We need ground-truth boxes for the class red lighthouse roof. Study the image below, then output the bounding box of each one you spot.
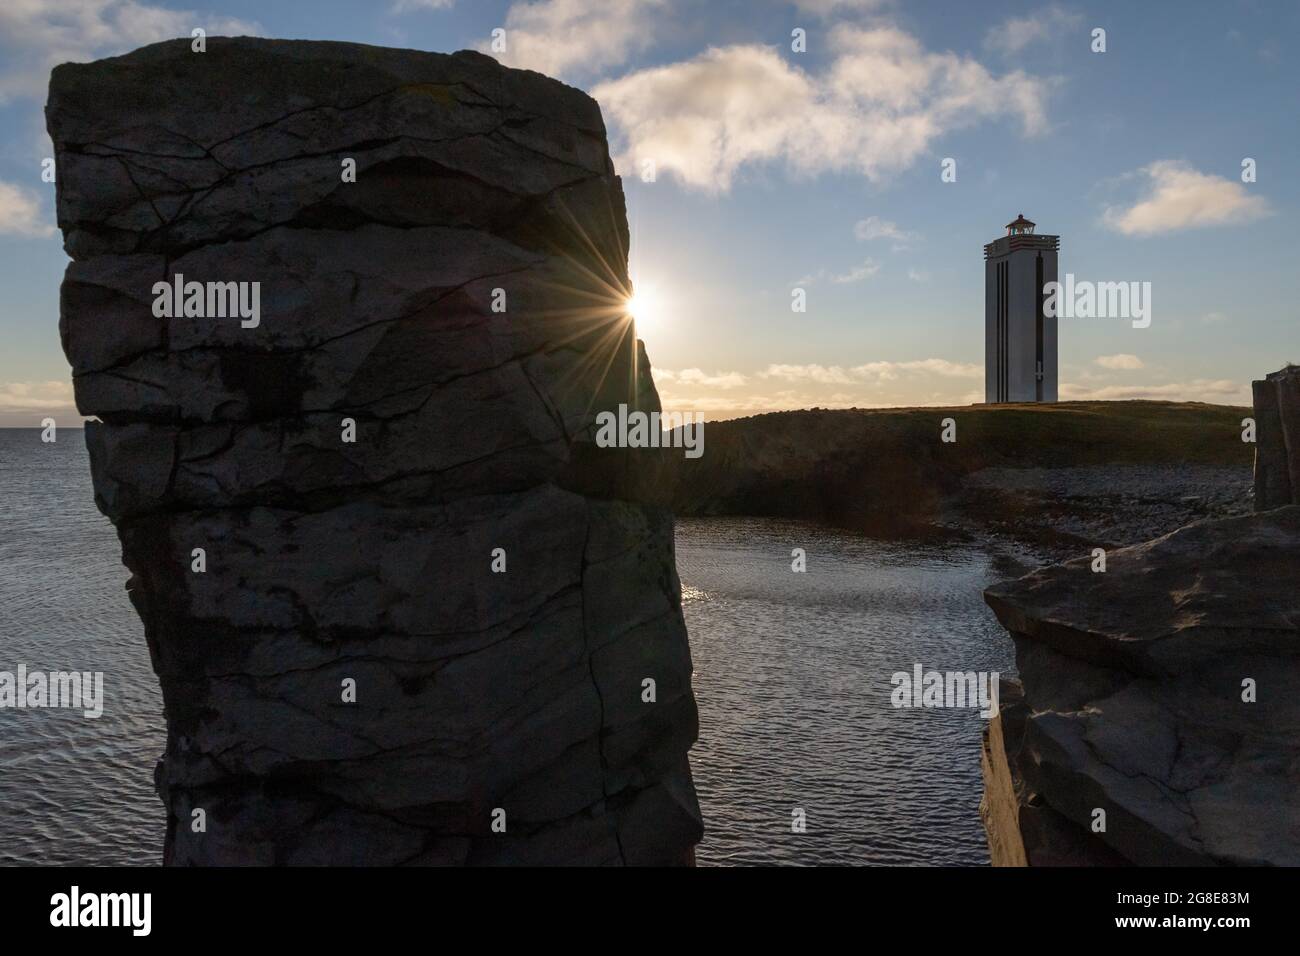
[985,213,1058,257]
[1006,213,1036,235]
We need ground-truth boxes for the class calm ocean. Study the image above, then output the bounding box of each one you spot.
[0,429,1015,865]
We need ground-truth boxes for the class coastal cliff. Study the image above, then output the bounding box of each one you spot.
[980,369,1300,865]
[48,37,701,865]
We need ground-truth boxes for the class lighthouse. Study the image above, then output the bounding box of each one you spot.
[984,214,1058,403]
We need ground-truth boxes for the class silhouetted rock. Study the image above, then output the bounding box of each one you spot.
[1253,364,1300,509]
[982,506,1300,865]
[49,37,700,865]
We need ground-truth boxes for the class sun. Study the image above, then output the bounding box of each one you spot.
[625,284,661,331]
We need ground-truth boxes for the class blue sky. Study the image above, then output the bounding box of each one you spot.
[1,0,1297,423]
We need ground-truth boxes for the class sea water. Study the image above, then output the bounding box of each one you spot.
[0,430,1016,865]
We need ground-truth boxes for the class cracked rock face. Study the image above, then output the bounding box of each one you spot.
[49,37,701,865]
[981,506,1300,866]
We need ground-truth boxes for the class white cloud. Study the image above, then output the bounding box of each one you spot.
[594,25,1054,191]
[1103,160,1272,236]
[853,215,919,245]
[391,0,454,11]
[0,0,260,102]
[0,180,55,237]
[794,257,880,285]
[0,380,74,415]
[763,364,856,385]
[1059,379,1248,402]
[984,4,1082,56]
[656,389,864,417]
[907,268,928,281]
[792,0,890,15]
[855,358,982,379]
[762,358,980,384]
[670,367,748,389]
[659,355,988,418]
[1094,353,1144,370]
[834,258,880,283]
[486,0,667,80]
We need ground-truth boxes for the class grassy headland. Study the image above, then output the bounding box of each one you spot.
[666,401,1253,541]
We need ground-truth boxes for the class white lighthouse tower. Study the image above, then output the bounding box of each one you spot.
[984,214,1058,403]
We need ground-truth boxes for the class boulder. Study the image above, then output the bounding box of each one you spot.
[983,506,1300,866]
[48,37,701,865]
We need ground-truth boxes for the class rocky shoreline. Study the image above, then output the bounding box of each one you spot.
[981,505,1300,866]
[949,462,1253,568]
[979,366,1300,866]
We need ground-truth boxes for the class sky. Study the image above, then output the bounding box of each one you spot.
[0,0,1297,424]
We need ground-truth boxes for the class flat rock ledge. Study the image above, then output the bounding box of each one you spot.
[49,37,701,865]
[981,505,1300,866]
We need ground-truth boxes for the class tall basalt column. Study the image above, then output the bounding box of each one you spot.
[1253,364,1300,510]
[48,37,701,865]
